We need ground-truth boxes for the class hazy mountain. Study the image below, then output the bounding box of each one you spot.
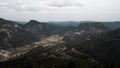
[62,22,110,43]
[103,21,120,30]
[49,21,80,27]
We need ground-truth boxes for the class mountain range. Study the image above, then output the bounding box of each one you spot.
[0,18,120,68]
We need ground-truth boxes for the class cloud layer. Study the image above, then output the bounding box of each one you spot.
[0,0,82,12]
[0,0,120,21]
[47,0,82,7]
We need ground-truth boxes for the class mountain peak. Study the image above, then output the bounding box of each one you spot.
[0,18,6,23]
[0,18,5,21]
[28,20,40,24]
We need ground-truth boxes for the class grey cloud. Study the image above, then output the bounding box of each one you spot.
[1,0,120,22]
[0,0,82,12]
[47,1,82,8]
[0,1,53,12]
[0,2,39,12]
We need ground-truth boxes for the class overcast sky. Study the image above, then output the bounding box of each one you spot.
[0,0,120,22]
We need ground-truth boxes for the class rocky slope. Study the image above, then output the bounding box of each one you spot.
[64,28,120,64]
[0,18,44,49]
[79,29,120,62]
[0,35,99,68]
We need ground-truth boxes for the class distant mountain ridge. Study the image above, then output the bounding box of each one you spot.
[0,18,111,49]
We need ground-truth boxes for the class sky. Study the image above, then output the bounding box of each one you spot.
[0,0,120,22]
